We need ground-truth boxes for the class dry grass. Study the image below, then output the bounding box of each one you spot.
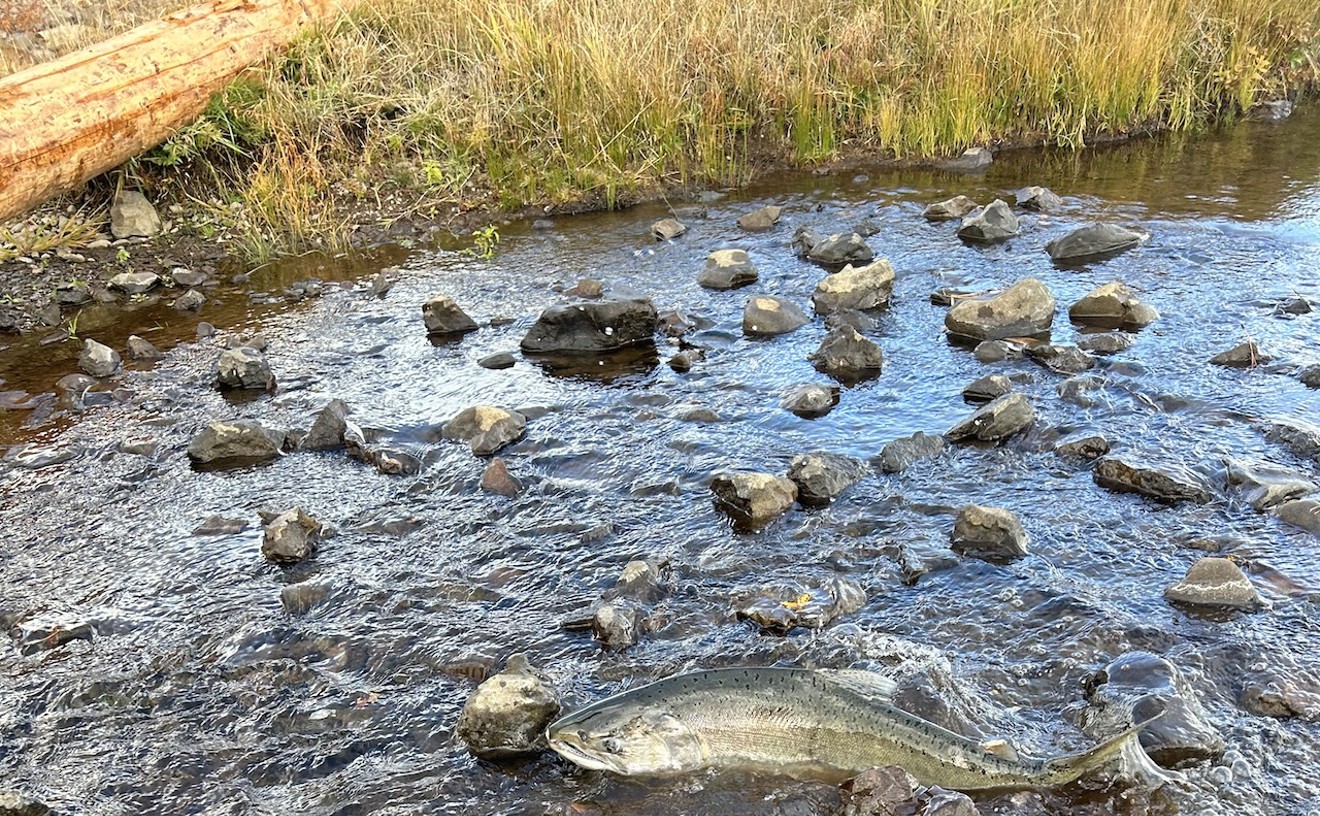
[0,0,184,73]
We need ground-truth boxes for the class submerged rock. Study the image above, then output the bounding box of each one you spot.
[923,196,977,221]
[521,299,658,353]
[1274,498,1320,537]
[961,374,1012,404]
[973,340,1025,363]
[1015,186,1063,211]
[215,346,275,391]
[787,452,868,505]
[1224,459,1317,511]
[780,383,840,418]
[699,249,758,290]
[110,190,162,238]
[711,472,798,526]
[812,259,896,314]
[951,505,1029,560]
[78,339,121,378]
[1092,456,1212,504]
[1069,282,1160,330]
[1024,343,1094,375]
[302,399,350,450]
[281,579,331,615]
[1210,341,1269,367]
[809,326,884,381]
[1165,557,1262,610]
[807,232,875,266]
[480,457,522,497]
[1259,416,1320,461]
[126,335,163,360]
[187,419,284,465]
[946,393,1034,444]
[792,226,826,256]
[825,309,877,333]
[1248,99,1293,122]
[1057,374,1107,407]
[1299,364,1320,389]
[876,432,946,473]
[956,200,1019,243]
[651,218,687,240]
[944,279,1054,341]
[261,507,324,564]
[1046,223,1146,262]
[1076,332,1136,355]
[737,205,782,231]
[442,406,527,455]
[1054,433,1110,460]
[172,290,206,311]
[455,654,560,758]
[736,578,865,634]
[422,295,478,335]
[744,296,809,336]
[0,790,50,816]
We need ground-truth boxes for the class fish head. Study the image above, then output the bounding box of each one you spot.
[546,705,705,775]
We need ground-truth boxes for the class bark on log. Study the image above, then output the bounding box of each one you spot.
[0,0,349,223]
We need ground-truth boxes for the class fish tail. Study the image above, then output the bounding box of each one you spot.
[1043,714,1181,789]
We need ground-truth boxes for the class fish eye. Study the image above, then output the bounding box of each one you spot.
[602,737,623,754]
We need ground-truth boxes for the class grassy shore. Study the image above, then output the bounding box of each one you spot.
[6,0,1320,261]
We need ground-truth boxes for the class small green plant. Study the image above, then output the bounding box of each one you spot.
[115,247,130,264]
[64,310,82,340]
[465,225,500,259]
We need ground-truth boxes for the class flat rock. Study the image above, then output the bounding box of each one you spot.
[787,452,868,505]
[1165,557,1261,610]
[876,432,946,473]
[809,326,883,382]
[1015,186,1063,211]
[442,406,526,455]
[522,299,658,353]
[780,383,840,418]
[422,295,478,335]
[946,393,1034,443]
[1024,343,1094,374]
[923,196,978,221]
[699,249,758,289]
[1211,341,1269,367]
[455,655,560,757]
[480,457,522,497]
[187,419,284,466]
[1069,282,1160,330]
[1225,459,1317,511]
[951,504,1029,560]
[261,507,323,563]
[215,346,275,390]
[1092,456,1212,504]
[110,190,162,239]
[1046,223,1147,262]
[1259,416,1320,460]
[78,339,121,378]
[957,199,1019,242]
[1054,433,1110,460]
[737,205,782,230]
[711,472,798,526]
[107,271,161,295]
[302,399,350,450]
[1076,332,1136,355]
[807,232,875,266]
[478,352,517,370]
[651,218,687,240]
[945,279,1054,341]
[962,374,1012,403]
[812,259,895,314]
[1275,498,1320,536]
[744,296,809,336]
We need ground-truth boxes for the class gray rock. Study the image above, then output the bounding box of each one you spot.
[792,226,825,256]
[956,199,1019,242]
[422,295,478,335]
[787,452,868,505]
[110,191,162,238]
[1057,374,1107,407]
[591,601,642,650]
[1274,498,1320,536]
[1069,282,1159,330]
[17,620,94,655]
[1272,295,1312,316]
[951,504,1029,560]
[807,232,875,266]
[108,271,161,295]
[939,147,993,172]
[281,579,331,615]
[1247,99,1293,121]
[0,790,49,816]
[737,205,782,230]
[736,578,865,634]
[478,352,517,370]
[946,393,1034,443]
[812,259,895,314]
[261,507,324,563]
[303,399,350,451]
[1093,456,1213,504]
[699,249,758,289]
[809,326,884,381]
[1259,416,1320,460]
[1166,557,1261,610]
[1211,341,1269,367]
[841,765,918,816]
[1015,186,1063,211]
[608,559,669,602]
[54,282,91,305]
[668,348,704,372]
[825,309,877,333]
[78,338,121,377]
[922,196,977,221]
[921,789,979,816]
[1299,364,1320,388]
[744,296,809,336]
[1024,343,1094,374]
[455,654,560,757]
[565,278,603,298]
[1076,332,1136,355]
[192,515,248,535]
[780,383,840,418]
[711,472,798,525]
[973,340,1024,363]
[877,432,946,473]
[1054,433,1110,460]
[1225,459,1317,511]
[650,218,687,240]
[170,267,208,287]
[173,290,206,311]
[480,457,522,497]
[215,346,275,391]
[1046,223,1147,262]
[56,373,94,395]
[961,374,1012,403]
[521,299,658,353]
[945,279,1054,341]
[187,419,284,465]
[442,406,527,455]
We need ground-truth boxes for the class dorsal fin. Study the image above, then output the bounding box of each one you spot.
[978,738,1019,761]
[818,669,898,703]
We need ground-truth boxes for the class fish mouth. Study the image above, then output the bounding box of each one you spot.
[545,731,627,774]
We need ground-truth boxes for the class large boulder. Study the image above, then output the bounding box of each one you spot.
[737,205,782,230]
[441,406,526,455]
[946,393,1034,443]
[787,453,868,505]
[1068,282,1160,330]
[110,191,162,239]
[455,655,560,757]
[876,432,946,473]
[699,249,758,290]
[780,383,840,418]
[711,472,798,526]
[78,339,121,378]
[422,295,478,335]
[1165,557,1262,610]
[187,419,284,465]
[215,346,275,391]
[744,296,809,336]
[812,259,896,314]
[806,232,875,266]
[521,300,658,353]
[261,507,324,563]
[1092,456,1212,504]
[944,279,1054,341]
[956,200,1018,242]
[1046,223,1146,262]
[809,326,883,381]
[951,505,1029,560]
[922,195,977,221]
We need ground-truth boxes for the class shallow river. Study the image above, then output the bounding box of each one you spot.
[3,109,1320,816]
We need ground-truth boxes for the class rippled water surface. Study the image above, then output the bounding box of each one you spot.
[4,111,1320,816]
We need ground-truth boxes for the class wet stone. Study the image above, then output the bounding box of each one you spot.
[807,232,875,266]
[422,295,478,335]
[521,299,658,353]
[973,340,1024,363]
[1271,294,1313,316]
[1093,456,1212,504]
[478,352,517,370]
[1024,343,1094,375]
[172,290,205,311]
[650,218,687,240]
[18,621,94,655]
[215,346,275,391]
[455,654,560,758]
[1299,364,1320,388]
[957,199,1019,242]
[1046,223,1147,262]
[170,267,208,287]
[1165,557,1261,610]
[54,282,91,305]
[187,419,284,466]
[1054,433,1110,460]
[946,393,1035,444]
[56,373,93,396]
[1015,185,1063,211]
[1210,340,1269,367]
[744,296,809,336]
[107,271,161,295]
[737,205,782,230]
[962,374,1012,404]
[1076,332,1136,355]
[930,288,973,307]
[951,504,1029,560]
[780,383,840,418]
[809,326,883,382]
[442,406,526,455]
[261,507,324,564]
[920,789,979,816]
[876,432,946,473]
[0,790,50,816]
[1259,416,1320,461]
[699,249,758,290]
[281,579,331,615]
[1225,459,1317,511]
[117,438,158,456]
[812,258,896,314]
[1248,99,1294,121]
[1274,499,1320,537]
[825,309,877,333]
[78,339,121,378]
[591,600,641,650]
[841,765,918,816]
[711,472,798,526]
[1239,669,1320,719]
[668,348,704,372]
[480,457,522,497]
[736,578,865,634]
[193,515,249,536]
[922,195,977,221]
[792,226,825,256]
[302,399,350,451]
[608,560,669,602]
[787,452,868,505]
[945,279,1054,342]
[565,278,603,298]
[939,147,993,172]
[1069,281,1159,330]
[1057,374,1107,407]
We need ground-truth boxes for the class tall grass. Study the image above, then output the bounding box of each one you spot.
[50,0,1320,256]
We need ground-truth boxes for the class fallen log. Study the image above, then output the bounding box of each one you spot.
[0,0,350,223]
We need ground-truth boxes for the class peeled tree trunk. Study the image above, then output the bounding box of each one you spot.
[0,0,349,223]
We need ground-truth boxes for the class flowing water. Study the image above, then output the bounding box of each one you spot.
[3,110,1320,816]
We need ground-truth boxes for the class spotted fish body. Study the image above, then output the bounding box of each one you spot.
[546,667,1162,791]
